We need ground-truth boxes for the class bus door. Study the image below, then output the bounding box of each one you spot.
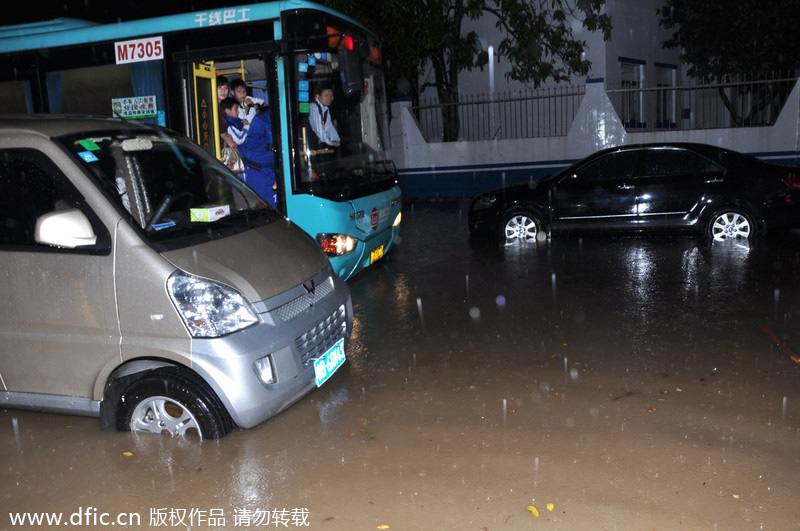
[190,61,222,159]
[0,53,39,114]
[184,53,282,212]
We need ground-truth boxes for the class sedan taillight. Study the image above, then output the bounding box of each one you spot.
[781,173,800,190]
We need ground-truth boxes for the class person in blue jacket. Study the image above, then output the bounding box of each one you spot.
[219,97,276,207]
[237,110,276,207]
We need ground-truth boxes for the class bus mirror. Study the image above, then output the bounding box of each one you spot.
[339,50,364,97]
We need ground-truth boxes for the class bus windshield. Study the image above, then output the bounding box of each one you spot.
[292,48,395,201]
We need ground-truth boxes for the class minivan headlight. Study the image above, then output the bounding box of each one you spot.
[167,270,259,337]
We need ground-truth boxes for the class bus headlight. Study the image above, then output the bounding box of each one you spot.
[317,233,357,256]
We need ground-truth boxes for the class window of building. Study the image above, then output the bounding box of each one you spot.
[655,65,677,129]
[620,60,644,128]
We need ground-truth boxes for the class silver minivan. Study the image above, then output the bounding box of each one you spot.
[0,115,352,438]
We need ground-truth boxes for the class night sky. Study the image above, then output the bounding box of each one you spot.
[6,0,266,25]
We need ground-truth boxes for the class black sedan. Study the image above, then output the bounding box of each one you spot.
[468,143,800,241]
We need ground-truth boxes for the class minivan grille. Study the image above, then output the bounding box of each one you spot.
[274,276,334,322]
[297,304,347,367]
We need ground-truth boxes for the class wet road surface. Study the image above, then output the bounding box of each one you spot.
[3,200,800,529]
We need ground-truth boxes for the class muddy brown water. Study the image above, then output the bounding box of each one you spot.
[3,201,800,529]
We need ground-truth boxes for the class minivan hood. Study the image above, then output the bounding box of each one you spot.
[161,220,331,303]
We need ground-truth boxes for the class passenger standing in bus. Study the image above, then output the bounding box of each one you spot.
[238,111,276,208]
[309,83,340,147]
[217,75,236,148]
[230,78,264,125]
[228,79,276,207]
[220,98,247,175]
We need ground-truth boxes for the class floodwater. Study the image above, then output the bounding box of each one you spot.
[3,200,800,530]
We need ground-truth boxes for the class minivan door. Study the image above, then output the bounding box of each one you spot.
[0,143,118,400]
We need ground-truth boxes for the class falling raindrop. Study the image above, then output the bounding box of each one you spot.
[465,274,470,300]
[774,289,780,320]
[469,306,481,322]
[416,297,425,327]
[782,396,787,423]
[12,416,20,450]
[496,295,506,309]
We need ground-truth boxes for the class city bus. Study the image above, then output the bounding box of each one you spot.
[0,1,402,280]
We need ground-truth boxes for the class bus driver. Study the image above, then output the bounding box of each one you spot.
[309,83,340,147]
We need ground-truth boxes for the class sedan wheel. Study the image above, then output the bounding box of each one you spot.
[503,212,540,240]
[708,210,753,241]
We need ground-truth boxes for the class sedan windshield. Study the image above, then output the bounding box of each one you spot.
[58,129,274,247]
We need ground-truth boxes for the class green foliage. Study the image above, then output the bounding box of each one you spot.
[325,0,610,141]
[658,0,800,81]
[325,0,611,94]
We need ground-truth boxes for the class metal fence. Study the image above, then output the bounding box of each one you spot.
[410,86,586,143]
[409,74,799,142]
[607,73,798,131]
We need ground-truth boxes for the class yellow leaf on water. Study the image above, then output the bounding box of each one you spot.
[547,503,554,511]
[377,526,390,529]
[122,451,133,457]
[526,505,539,517]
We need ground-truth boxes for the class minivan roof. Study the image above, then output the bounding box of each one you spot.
[0,114,162,136]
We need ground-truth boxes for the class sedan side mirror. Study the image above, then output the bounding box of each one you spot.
[35,208,97,248]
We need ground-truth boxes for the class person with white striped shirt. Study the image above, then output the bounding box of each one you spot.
[309,83,340,147]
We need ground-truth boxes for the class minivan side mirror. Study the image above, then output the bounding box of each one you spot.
[35,208,98,248]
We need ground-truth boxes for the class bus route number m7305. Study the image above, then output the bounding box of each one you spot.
[115,36,164,65]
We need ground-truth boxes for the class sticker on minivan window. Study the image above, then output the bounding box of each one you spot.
[190,205,230,222]
[77,151,99,163]
[77,139,101,151]
[152,221,176,231]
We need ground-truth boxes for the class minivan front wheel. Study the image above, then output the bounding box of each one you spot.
[116,368,234,439]
[707,208,755,241]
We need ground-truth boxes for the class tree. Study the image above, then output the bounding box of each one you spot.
[658,0,800,125]
[326,0,611,141]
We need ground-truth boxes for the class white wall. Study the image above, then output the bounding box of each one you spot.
[392,80,800,197]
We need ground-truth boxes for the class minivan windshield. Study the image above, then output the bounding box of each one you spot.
[58,129,275,247]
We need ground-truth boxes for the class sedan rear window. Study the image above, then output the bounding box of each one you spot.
[643,148,722,177]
